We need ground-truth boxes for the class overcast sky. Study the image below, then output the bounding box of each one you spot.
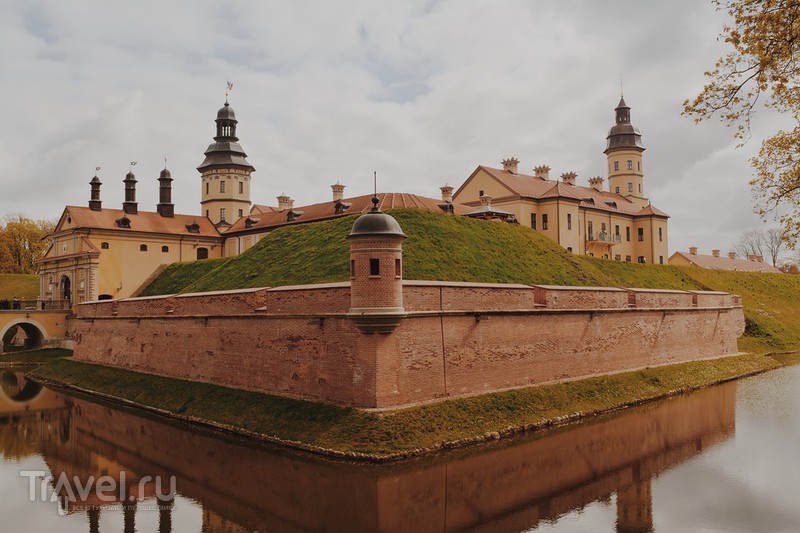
[0,0,789,255]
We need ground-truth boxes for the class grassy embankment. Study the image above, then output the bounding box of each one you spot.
[0,348,72,366]
[0,274,39,300]
[141,209,800,355]
[29,209,799,458]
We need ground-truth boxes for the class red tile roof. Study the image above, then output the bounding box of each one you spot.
[460,166,669,217]
[58,206,221,237]
[227,193,471,234]
[669,251,782,273]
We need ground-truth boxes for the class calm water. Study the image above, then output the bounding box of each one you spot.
[0,364,799,532]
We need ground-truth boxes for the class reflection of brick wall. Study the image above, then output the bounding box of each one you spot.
[73,283,745,409]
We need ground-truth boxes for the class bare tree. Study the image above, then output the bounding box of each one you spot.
[764,228,785,266]
[735,230,765,260]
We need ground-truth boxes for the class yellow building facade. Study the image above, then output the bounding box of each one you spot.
[453,97,669,264]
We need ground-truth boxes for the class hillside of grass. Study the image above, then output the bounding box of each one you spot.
[0,274,38,300]
[139,209,799,354]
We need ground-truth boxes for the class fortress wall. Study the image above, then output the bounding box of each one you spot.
[72,283,746,409]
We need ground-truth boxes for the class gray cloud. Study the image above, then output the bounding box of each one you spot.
[0,0,788,255]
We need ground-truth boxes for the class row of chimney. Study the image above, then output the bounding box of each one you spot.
[687,247,764,262]
[501,158,605,191]
[88,169,174,217]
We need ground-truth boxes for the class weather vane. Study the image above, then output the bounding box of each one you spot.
[95,166,101,173]
[130,161,137,172]
[225,80,234,104]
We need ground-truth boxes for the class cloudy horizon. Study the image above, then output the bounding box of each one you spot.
[0,0,790,257]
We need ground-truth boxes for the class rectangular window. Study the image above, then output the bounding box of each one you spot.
[601,222,606,233]
[615,225,620,237]
[479,189,484,197]
[238,209,243,218]
[627,182,633,192]
[369,258,380,276]
[395,258,402,278]
[220,208,226,221]
[637,161,641,171]
[239,181,244,194]
[350,259,355,279]
[567,213,572,230]
[625,255,631,262]
[658,227,663,241]
[614,161,619,171]
[627,160,633,170]
[567,247,573,253]
[615,186,620,193]
[542,214,548,230]
[205,182,209,194]
[205,209,209,218]
[530,213,536,230]
[626,226,631,241]
[615,254,621,261]
[220,181,226,193]
[588,221,593,239]
[659,256,664,264]
[639,184,642,193]
[638,228,644,241]
[638,256,646,263]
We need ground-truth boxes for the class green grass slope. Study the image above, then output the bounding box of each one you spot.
[139,209,800,354]
[0,274,39,300]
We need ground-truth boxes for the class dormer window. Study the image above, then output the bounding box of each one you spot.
[334,201,352,215]
[115,217,131,229]
[604,201,617,209]
[244,217,260,229]
[185,222,200,234]
[287,210,304,222]
[438,202,455,215]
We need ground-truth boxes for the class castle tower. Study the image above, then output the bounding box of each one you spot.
[347,196,407,334]
[605,95,647,206]
[197,100,255,226]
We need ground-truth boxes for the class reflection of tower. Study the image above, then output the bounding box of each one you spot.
[616,468,653,533]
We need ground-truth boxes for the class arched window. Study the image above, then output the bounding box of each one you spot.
[101,242,109,249]
[161,245,169,253]
[140,244,148,252]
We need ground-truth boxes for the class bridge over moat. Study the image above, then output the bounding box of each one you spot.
[0,302,70,352]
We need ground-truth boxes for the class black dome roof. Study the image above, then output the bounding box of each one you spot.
[216,102,237,122]
[348,198,406,239]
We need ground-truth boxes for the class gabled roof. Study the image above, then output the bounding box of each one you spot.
[669,251,782,273]
[54,206,221,238]
[227,193,472,234]
[456,165,669,217]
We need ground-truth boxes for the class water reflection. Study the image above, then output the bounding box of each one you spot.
[0,368,738,532]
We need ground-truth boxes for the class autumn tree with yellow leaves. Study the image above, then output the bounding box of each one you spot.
[684,0,800,245]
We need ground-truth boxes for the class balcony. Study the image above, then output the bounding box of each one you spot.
[587,232,621,243]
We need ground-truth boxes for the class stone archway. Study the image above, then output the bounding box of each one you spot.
[0,320,47,352]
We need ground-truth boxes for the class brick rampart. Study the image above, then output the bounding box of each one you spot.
[73,282,745,408]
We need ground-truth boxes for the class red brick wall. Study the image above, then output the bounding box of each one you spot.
[73,283,746,409]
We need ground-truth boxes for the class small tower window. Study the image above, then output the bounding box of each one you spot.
[220,181,226,193]
[238,209,243,218]
[162,245,169,253]
[614,161,619,172]
[639,184,642,193]
[350,259,356,279]
[567,213,572,230]
[395,258,402,278]
[101,242,109,250]
[369,258,380,276]
[239,182,244,194]
[659,227,663,241]
[628,182,633,192]
[627,160,633,170]
[615,186,620,193]
[206,182,209,195]
[638,162,641,171]
[140,244,148,252]
[220,208,226,221]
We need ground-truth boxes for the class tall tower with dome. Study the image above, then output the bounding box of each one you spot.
[604,95,648,207]
[197,98,255,227]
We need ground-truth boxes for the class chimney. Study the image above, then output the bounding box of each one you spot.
[560,172,577,186]
[331,182,346,202]
[440,184,454,203]
[712,249,720,258]
[480,194,492,207]
[277,194,294,211]
[588,176,604,191]
[748,255,764,263]
[157,168,175,218]
[501,157,520,174]
[689,247,698,255]
[728,251,737,259]
[122,171,138,215]
[533,165,551,180]
[89,175,102,211]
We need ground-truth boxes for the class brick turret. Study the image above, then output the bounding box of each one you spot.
[347,195,406,334]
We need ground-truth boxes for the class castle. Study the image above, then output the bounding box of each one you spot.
[39,94,668,305]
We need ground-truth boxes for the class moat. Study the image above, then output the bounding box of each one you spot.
[0,364,798,532]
